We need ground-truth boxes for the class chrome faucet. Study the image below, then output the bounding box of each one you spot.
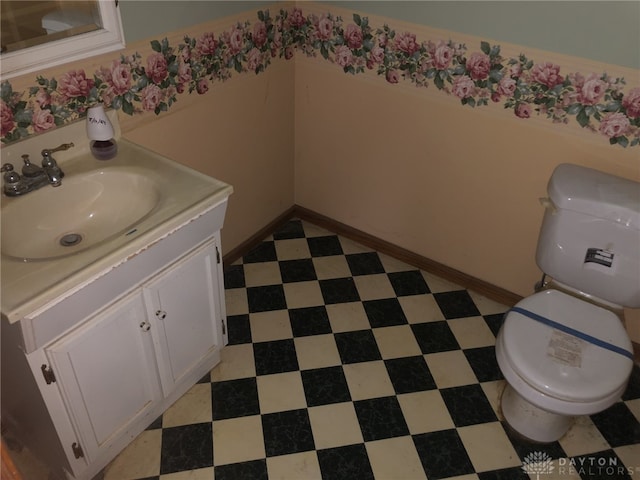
[1,143,74,196]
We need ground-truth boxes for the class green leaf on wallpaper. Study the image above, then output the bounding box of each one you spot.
[122,100,134,116]
[258,10,265,21]
[481,41,490,55]
[576,108,590,127]
[353,13,362,26]
[604,101,621,112]
[566,103,581,115]
[151,40,162,52]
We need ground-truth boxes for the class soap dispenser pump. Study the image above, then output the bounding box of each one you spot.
[86,105,117,160]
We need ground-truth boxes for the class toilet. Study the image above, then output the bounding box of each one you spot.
[495,163,639,443]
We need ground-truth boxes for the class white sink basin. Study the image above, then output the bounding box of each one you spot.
[1,116,233,324]
[2,169,160,261]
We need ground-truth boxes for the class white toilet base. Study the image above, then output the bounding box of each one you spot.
[501,384,574,443]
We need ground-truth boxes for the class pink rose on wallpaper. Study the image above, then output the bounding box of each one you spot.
[622,87,640,118]
[509,63,522,78]
[32,107,55,133]
[335,45,353,68]
[466,52,491,80]
[196,32,217,56]
[577,74,606,105]
[317,16,333,41]
[178,60,192,85]
[367,46,384,69]
[289,8,305,28]
[531,62,563,88]
[247,48,262,72]
[58,70,94,100]
[253,21,267,48]
[229,27,245,55]
[386,69,400,84]
[141,84,163,111]
[147,53,169,84]
[284,46,294,60]
[395,32,419,56]
[110,61,132,95]
[345,24,363,49]
[497,77,517,96]
[515,103,532,118]
[599,112,630,138]
[452,75,475,99]
[433,41,454,70]
[0,100,14,136]
[35,88,51,107]
[196,78,209,95]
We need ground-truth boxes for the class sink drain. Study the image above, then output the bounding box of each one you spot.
[60,233,83,247]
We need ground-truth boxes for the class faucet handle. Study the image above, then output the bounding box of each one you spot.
[21,154,43,178]
[41,143,74,163]
[1,163,21,184]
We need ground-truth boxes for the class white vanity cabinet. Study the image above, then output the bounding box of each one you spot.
[40,291,163,464]
[1,205,230,480]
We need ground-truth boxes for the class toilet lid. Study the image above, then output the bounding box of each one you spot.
[501,290,633,402]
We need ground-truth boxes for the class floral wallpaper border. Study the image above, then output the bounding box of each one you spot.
[2,7,639,147]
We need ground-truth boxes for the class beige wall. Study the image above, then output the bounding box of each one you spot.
[293,5,640,337]
[121,59,295,253]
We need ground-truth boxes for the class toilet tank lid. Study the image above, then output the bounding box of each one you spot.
[548,164,640,230]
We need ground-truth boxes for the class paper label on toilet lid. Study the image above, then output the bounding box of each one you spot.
[547,329,583,367]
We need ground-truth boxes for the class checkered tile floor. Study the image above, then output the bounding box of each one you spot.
[102,218,640,480]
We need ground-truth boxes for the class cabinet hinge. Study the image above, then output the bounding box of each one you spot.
[222,318,226,335]
[71,442,84,459]
[216,246,221,264]
[41,364,56,384]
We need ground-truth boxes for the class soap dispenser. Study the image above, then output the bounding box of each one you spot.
[86,105,117,160]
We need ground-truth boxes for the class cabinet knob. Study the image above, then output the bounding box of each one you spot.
[140,321,151,331]
[155,310,167,319]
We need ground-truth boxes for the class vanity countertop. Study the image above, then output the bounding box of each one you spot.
[1,119,232,324]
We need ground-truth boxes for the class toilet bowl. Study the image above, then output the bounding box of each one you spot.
[496,289,633,442]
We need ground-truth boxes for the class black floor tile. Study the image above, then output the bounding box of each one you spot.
[334,330,382,364]
[317,444,375,480]
[244,241,278,263]
[622,366,640,401]
[211,378,260,420]
[253,339,300,375]
[484,313,506,336]
[478,467,530,479]
[289,306,332,337]
[247,284,288,313]
[354,396,409,441]
[413,429,475,480]
[411,321,460,354]
[273,219,306,240]
[345,252,385,276]
[363,298,408,328]
[384,356,436,394]
[464,346,503,383]
[590,402,640,447]
[388,270,430,296]
[571,450,632,480]
[319,277,360,304]
[308,235,344,257]
[434,290,481,319]
[223,264,245,289]
[160,423,213,474]
[215,459,268,480]
[227,314,252,345]
[279,258,317,283]
[302,366,352,406]
[262,409,315,457]
[440,384,497,427]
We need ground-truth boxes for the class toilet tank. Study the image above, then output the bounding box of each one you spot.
[536,163,640,308]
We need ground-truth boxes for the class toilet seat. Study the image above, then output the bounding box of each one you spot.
[500,289,633,404]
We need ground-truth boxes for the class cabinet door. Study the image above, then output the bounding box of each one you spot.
[144,241,223,395]
[45,292,162,461]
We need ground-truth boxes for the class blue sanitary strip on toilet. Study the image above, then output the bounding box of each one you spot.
[509,306,634,361]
